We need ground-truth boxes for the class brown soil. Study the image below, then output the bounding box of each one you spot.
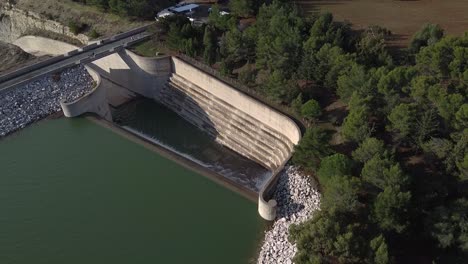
[0,41,54,75]
[0,41,33,73]
[15,0,146,37]
[296,0,468,46]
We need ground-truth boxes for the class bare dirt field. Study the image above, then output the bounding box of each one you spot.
[15,0,146,38]
[296,0,468,46]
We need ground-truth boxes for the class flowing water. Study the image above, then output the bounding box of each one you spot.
[112,98,272,191]
[0,118,266,264]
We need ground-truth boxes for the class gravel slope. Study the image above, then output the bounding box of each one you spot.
[257,166,321,264]
[0,66,93,136]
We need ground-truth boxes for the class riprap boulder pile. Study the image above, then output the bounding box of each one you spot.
[257,166,321,264]
[0,66,93,136]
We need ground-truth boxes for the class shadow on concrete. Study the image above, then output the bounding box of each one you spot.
[87,50,221,143]
[88,50,274,192]
[160,84,221,141]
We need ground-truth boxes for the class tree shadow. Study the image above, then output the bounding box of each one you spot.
[323,99,348,126]
[274,169,306,219]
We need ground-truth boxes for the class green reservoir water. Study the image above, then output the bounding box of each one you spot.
[113,98,271,191]
[0,118,265,264]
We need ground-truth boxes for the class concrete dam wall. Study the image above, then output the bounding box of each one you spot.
[60,65,112,121]
[88,52,300,170]
[89,49,171,100]
[164,58,300,170]
[65,50,301,220]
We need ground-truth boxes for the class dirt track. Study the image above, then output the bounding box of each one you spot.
[296,0,468,46]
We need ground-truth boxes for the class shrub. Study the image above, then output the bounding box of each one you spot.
[410,23,444,53]
[68,20,85,35]
[352,137,387,163]
[301,99,322,121]
[89,29,100,39]
[317,154,354,188]
[238,67,257,86]
[292,127,332,171]
[291,93,303,115]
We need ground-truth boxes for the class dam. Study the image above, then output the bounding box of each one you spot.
[113,98,271,191]
[0,40,302,218]
[0,2,308,263]
[0,8,302,261]
[61,50,301,219]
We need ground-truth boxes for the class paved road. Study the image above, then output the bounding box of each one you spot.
[0,30,150,93]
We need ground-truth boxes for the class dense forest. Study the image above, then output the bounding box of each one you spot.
[157,1,468,262]
[76,0,467,263]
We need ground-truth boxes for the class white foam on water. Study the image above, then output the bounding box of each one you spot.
[254,171,272,190]
[122,126,270,191]
[122,126,212,168]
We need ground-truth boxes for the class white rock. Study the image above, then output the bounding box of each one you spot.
[257,166,321,264]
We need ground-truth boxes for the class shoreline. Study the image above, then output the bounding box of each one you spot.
[0,100,321,264]
[257,166,321,264]
[0,38,315,262]
[0,65,94,137]
[86,114,259,203]
[0,112,63,143]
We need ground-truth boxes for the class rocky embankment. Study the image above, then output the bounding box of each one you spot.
[0,66,93,136]
[257,166,321,264]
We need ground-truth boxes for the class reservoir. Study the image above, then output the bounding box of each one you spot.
[113,98,271,191]
[0,118,265,263]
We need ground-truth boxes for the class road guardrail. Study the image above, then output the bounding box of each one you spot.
[0,24,153,86]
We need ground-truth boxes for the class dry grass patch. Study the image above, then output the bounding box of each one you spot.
[15,0,148,37]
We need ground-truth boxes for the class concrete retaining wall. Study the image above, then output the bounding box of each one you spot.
[160,73,290,170]
[170,57,301,145]
[60,65,112,121]
[89,49,171,98]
